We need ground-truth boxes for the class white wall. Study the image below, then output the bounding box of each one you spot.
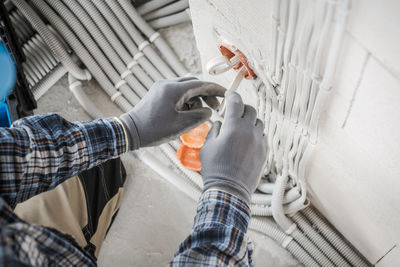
[190,0,400,264]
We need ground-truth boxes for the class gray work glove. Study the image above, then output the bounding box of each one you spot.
[200,91,267,205]
[119,77,226,149]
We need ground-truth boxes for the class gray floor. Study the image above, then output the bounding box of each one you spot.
[34,23,298,267]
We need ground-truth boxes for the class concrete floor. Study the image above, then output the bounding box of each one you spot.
[34,23,298,266]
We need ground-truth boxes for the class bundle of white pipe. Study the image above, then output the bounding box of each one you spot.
[138,0,191,30]
[11,0,370,265]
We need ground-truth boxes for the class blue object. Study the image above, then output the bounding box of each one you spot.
[0,41,16,127]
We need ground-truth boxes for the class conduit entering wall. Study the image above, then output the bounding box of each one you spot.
[9,0,370,265]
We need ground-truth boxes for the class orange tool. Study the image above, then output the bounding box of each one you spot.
[177,145,202,172]
[178,123,211,171]
[180,122,211,148]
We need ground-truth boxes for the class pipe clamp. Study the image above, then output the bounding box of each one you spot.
[110,91,122,102]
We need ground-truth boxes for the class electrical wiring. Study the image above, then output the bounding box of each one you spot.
[116,0,188,76]
[104,0,178,79]
[10,0,371,265]
[148,9,191,30]
[90,0,164,82]
[144,0,189,21]
[77,0,154,89]
[137,0,177,16]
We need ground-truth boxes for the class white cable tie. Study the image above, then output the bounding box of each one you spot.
[285,223,297,235]
[84,69,92,81]
[138,41,150,51]
[149,32,161,43]
[69,81,82,91]
[115,80,127,89]
[127,60,138,69]
[133,52,144,61]
[110,91,122,102]
[281,236,294,248]
[120,70,132,79]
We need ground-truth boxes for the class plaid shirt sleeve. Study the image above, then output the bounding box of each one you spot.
[0,113,127,207]
[170,190,254,266]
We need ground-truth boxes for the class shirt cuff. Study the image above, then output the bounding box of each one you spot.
[110,117,128,154]
[194,190,251,233]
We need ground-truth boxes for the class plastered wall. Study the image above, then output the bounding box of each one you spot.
[189,0,400,265]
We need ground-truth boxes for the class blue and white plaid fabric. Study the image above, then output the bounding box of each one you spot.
[0,113,253,266]
[170,190,253,266]
[0,113,126,266]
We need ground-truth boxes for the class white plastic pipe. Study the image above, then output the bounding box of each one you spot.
[137,0,177,15]
[44,0,140,106]
[32,64,67,100]
[77,0,154,90]
[105,0,178,79]
[116,0,188,76]
[144,0,189,21]
[30,0,132,112]
[68,74,104,119]
[149,9,191,30]
[302,207,370,267]
[91,0,164,82]
[60,0,148,99]
[249,218,319,267]
[12,0,91,81]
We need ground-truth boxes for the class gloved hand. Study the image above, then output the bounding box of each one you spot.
[119,77,226,149]
[200,91,267,205]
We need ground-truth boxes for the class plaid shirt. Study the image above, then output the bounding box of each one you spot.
[170,190,253,266]
[0,113,253,266]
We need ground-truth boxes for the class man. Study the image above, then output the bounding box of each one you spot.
[0,77,266,266]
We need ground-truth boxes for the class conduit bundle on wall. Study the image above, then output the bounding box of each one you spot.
[9,0,370,265]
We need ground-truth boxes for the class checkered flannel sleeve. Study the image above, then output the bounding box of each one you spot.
[170,190,254,266]
[0,113,127,207]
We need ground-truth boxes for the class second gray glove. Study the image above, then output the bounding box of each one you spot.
[119,77,226,149]
[200,91,267,204]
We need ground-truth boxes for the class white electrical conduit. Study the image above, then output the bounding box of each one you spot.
[29,0,132,112]
[270,0,280,81]
[60,0,148,99]
[68,74,104,119]
[104,0,178,79]
[252,187,300,205]
[144,0,189,21]
[90,0,164,82]
[272,173,334,266]
[77,0,155,89]
[32,64,67,100]
[273,0,289,84]
[249,218,319,267]
[23,43,49,76]
[26,36,56,72]
[11,0,91,81]
[43,0,140,106]
[23,59,39,86]
[137,0,177,15]
[116,0,188,76]
[302,207,370,267]
[149,9,191,30]
[291,212,351,267]
[10,9,33,42]
[217,68,246,116]
[23,47,46,78]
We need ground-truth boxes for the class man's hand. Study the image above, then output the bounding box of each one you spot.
[119,77,226,149]
[200,91,267,204]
